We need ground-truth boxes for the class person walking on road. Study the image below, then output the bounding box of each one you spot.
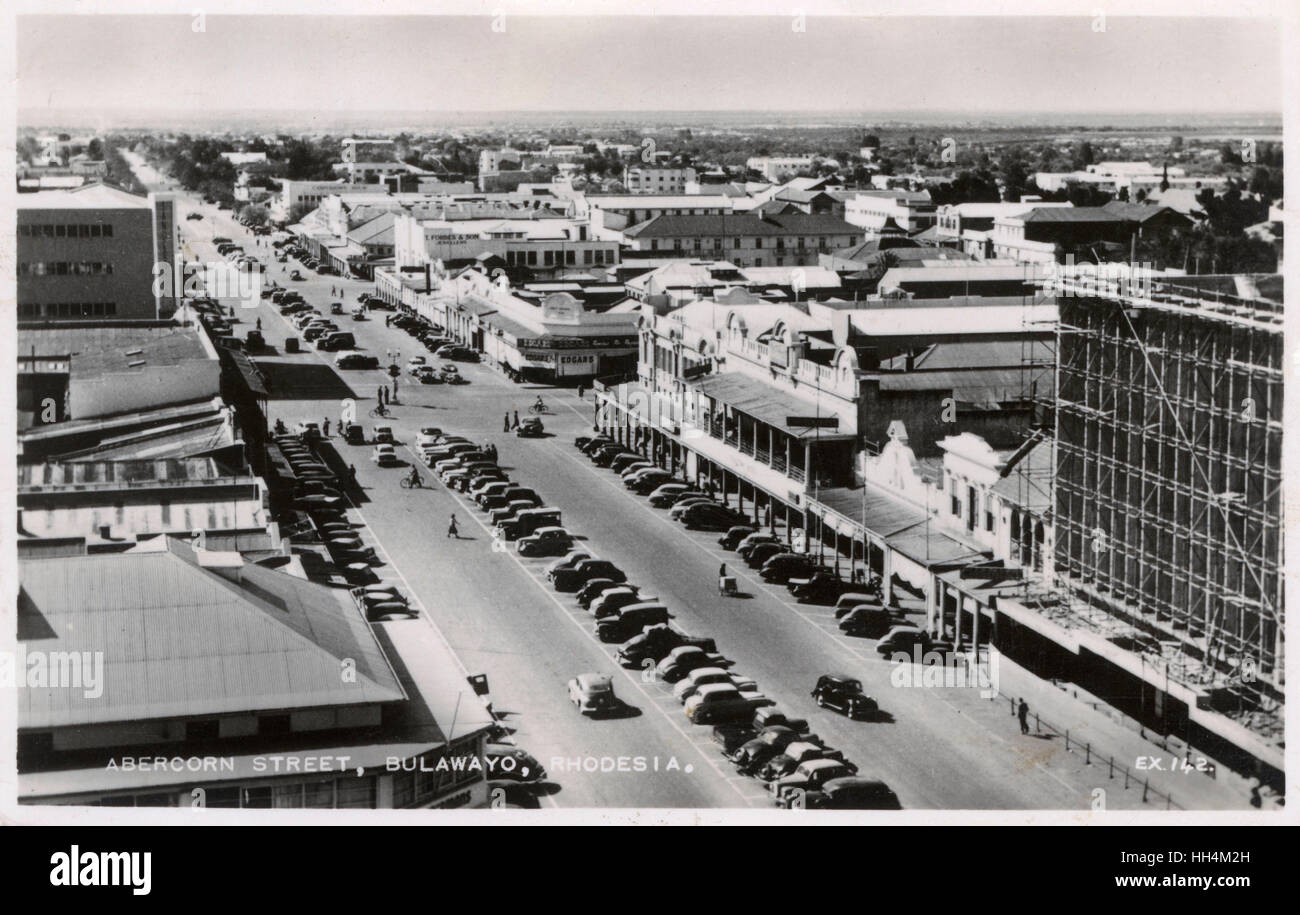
[348,464,357,487]
[255,317,262,331]
[376,386,384,406]
[1017,698,1030,735]
[503,412,510,432]
[577,383,584,400]
[512,410,520,430]
[392,376,399,399]
[322,417,330,437]
[447,514,460,539]
[386,315,392,328]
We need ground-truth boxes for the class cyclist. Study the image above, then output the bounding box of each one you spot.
[406,466,421,489]
[533,396,546,414]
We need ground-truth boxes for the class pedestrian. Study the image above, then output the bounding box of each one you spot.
[376,386,383,406]
[577,383,584,400]
[447,513,460,539]
[512,410,520,430]
[386,315,392,328]
[503,412,510,432]
[255,317,262,331]
[348,464,357,485]
[382,385,389,405]
[392,377,399,398]
[322,417,330,437]
[1017,698,1030,735]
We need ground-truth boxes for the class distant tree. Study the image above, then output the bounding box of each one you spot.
[238,204,269,227]
[87,138,103,159]
[1170,136,1184,153]
[288,201,316,224]
[862,133,881,149]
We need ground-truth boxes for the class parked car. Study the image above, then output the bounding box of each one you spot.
[839,605,895,638]
[590,587,654,620]
[317,332,355,351]
[484,744,546,783]
[769,759,860,803]
[246,329,265,350]
[341,422,365,445]
[737,533,782,560]
[751,707,810,735]
[811,674,879,719]
[647,483,696,508]
[684,684,773,725]
[791,777,902,810]
[611,453,652,474]
[551,559,626,593]
[496,506,556,541]
[875,626,933,657]
[616,624,715,668]
[759,743,854,784]
[567,673,618,716]
[833,592,883,619]
[759,553,818,584]
[673,667,758,705]
[371,444,399,467]
[489,500,537,527]
[372,425,395,444]
[728,725,806,772]
[680,501,748,531]
[719,525,759,550]
[656,646,728,684]
[789,570,854,604]
[517,527,575,557]
[712,724,759,756]
[668,496,718,521]
[576,578,621,610]
[628,470,676,495]
[596,603,671,643]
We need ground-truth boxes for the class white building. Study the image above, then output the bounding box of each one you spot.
[747,156,817,182]
[623,166,698,195]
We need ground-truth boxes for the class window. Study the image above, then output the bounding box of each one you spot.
[336,775,376,808]
[242,786,273,808]
[204,786,240,808]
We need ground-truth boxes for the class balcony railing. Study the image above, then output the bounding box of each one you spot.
[788,465,806,483]
[739,439,755,457]
[771,453,788,474]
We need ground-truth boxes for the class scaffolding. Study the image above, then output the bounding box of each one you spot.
[1048,280,1284,720]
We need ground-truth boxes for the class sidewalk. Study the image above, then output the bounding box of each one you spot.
[953,650,1259,810]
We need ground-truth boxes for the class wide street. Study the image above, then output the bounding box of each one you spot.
[130,154,1249,811]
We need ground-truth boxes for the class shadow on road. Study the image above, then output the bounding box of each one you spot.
[258,361,359,401]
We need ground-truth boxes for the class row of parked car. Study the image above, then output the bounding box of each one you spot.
[392,312,479,362]
[274,431,397,594]
[272,294,359,352]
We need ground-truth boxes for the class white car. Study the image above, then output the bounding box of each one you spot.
[406,356,428,375]
[416,427,443,449]
[372,425,394,444]
[371,444,398,466]
[567,673,617,716]
[672,667,759,704]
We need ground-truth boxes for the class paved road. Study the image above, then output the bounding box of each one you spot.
[130,152,1248,811]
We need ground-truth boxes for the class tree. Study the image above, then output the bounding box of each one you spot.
[238,204,269,227]
[288,201,316,225]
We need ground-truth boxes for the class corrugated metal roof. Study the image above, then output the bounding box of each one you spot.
[18,541,405,729]
[699,373,854,440]
[875,367,1033,402]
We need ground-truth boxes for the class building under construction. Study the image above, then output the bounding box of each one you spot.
[1052,277,1284,775]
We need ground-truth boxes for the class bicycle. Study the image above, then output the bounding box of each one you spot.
[369,405,391,418]
[399,475,423,490]
[528,402,549,415]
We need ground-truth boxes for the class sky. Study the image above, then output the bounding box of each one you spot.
[16,14,1284,115]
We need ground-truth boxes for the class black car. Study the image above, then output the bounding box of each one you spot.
[718,525,758,550]
[811,674,879,720]
[575,435,611,452]
[789,570,854,605]
[744,542,785,570]
[551,559,626,593]
[712,725,758,756]
[680,502,747,531]
[616,624,715,668]
[798,777,901,810]
[576,578,619,610]
[728,725,805,773]
[760,553,818,584]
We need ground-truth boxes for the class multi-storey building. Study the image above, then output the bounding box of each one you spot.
[1051,278,1284,755]
[17,183,166,321]
[622,165,697,195]
[619,212,864,268]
